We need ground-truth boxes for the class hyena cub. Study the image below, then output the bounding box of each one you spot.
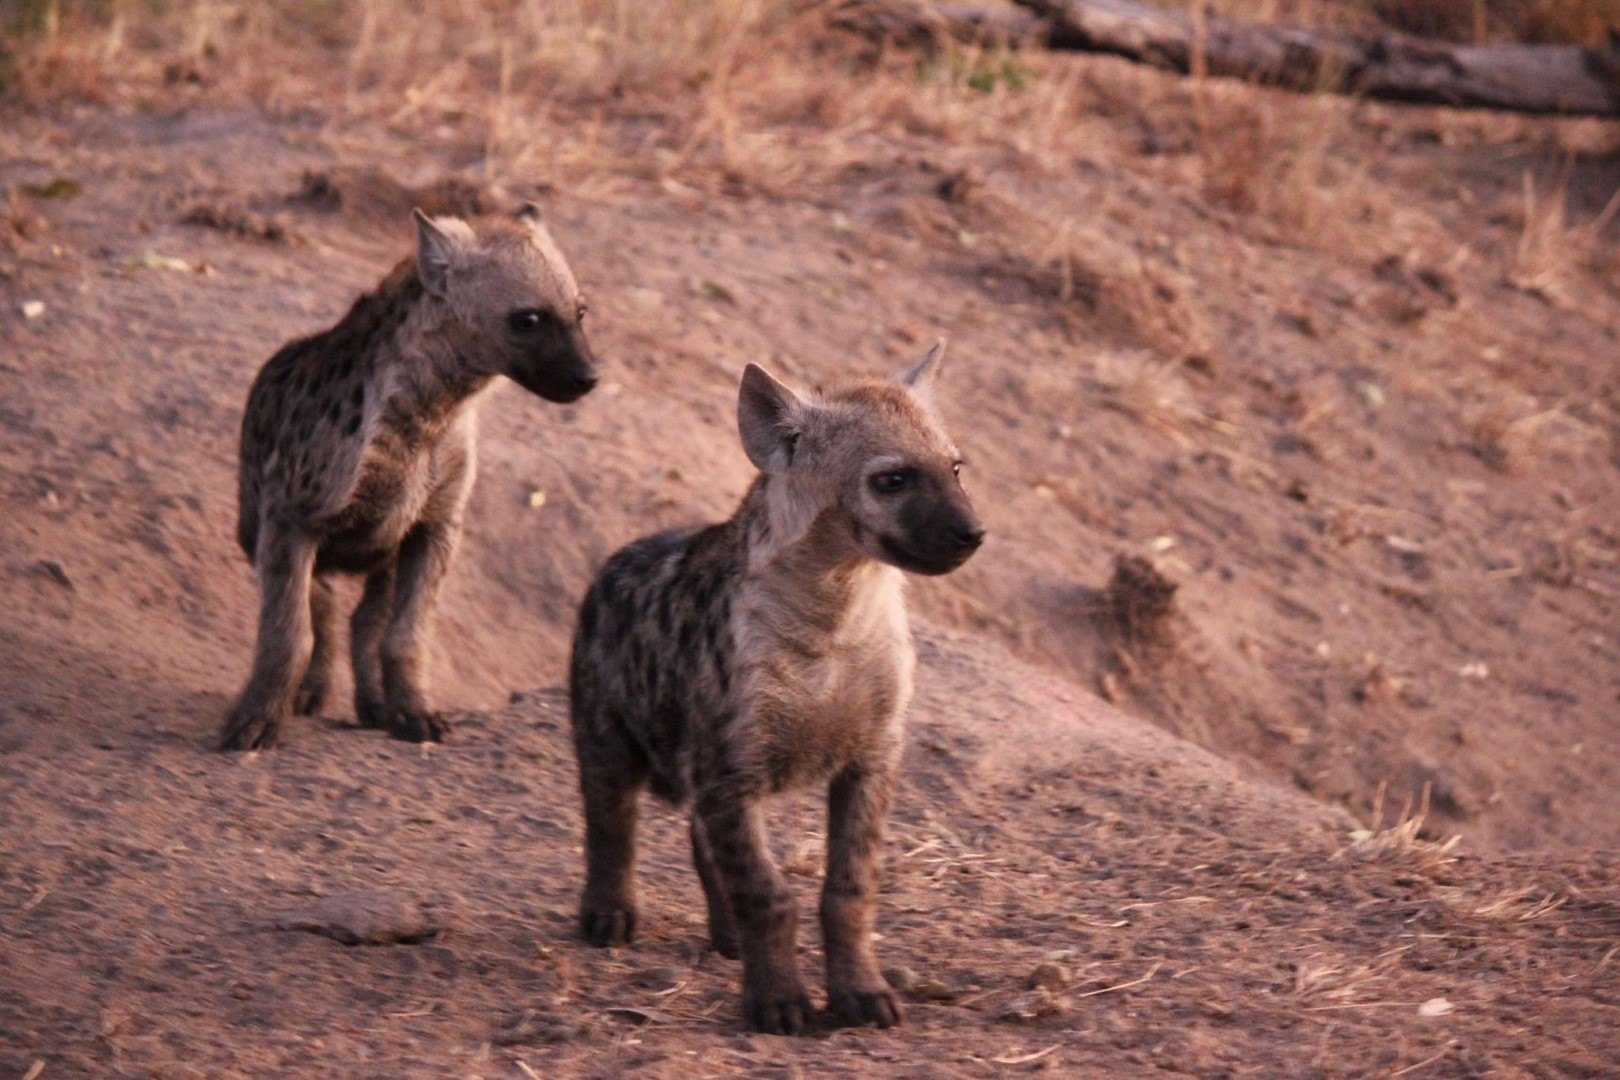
[222,204,598,751]
[569,343,983,1034]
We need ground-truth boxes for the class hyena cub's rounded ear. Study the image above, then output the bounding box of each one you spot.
[412,207,472,298]
[898,338,947,404]
[738,363,807,474]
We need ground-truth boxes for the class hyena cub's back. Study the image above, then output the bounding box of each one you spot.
[570,520,742,802]
[235,259,418,561]
[568,344,983,1035]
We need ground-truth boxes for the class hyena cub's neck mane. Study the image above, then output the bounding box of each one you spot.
[331,258,425,364]
[348,258,492,433]
[735,475,901,624]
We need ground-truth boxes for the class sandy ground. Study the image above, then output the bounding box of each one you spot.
[2,47,1619,1077]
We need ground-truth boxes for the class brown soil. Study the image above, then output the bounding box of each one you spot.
[3,40,1619,1078]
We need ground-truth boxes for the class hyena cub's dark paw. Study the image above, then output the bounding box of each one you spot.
[357,698,451,743]
[219,709,281,752]
[293,675,330,717]
[828,982,904,1029]
[709,921,740,961]
[742,973,815,1036]
[579,901,638,947]
[387,709,451,743]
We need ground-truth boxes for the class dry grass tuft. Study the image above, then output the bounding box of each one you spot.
[1193,84,1348,242]
[1508,165,1620,302]
[1087,349,1222,446]
[1437,883,1569,922]
[1340,782,1461,872]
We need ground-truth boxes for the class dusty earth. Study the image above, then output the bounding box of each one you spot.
[3,27,1620,1079]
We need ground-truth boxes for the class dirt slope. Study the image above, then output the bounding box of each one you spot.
[5,619,1619,1077]
[1,65,1619,1076]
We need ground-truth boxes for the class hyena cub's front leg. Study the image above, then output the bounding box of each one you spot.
[698,794,814,1036]
[822,764,903,1028]
[691,816,740,959]
[577,763,644,947]
[376,519,459,742]
[220,526,318,751]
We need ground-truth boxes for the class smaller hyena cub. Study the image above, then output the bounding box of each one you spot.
[223,204,598,751]
[569,343,983,1034]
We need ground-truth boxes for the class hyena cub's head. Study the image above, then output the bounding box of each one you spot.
[412,204,598,403]
[738,341,984,576]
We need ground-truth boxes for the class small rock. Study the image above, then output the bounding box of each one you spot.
[882,965,918,993]
[275,889,437,945]
[35,559,73,591]
[1026,962,1069,991]
[628,965,681,992]
[494,1010,588,1045]
[21,177,81,199]
[911,977,957,1003]
[999,991,1066,1023]
[697,279,736,304]
[20,300,45,320]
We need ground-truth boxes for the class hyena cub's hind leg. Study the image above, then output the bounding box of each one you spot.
[293,575,339,717]
[220,526,319,751]
[350,561,396,733]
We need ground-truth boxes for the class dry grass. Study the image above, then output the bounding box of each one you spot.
[1340,782,1461,872]
[1192,82,1355,244]
[1508,164,1620,302]
[2,0,1584,282]
[1087,350,1218,447]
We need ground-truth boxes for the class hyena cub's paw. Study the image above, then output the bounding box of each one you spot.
[579,901,638,947]
[293,674,330,717]
[828,981,904,1029]
[387,709,451,743]
[743,973,815,1036]
[709,920,740,961]
[219,709,281,752]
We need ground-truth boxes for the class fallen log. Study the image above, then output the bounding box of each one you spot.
[835,0,1620,116]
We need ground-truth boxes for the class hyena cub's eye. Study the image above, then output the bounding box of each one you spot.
[507,308,547,334]
[869,469,915,495]
[952,460,963,479]
[575,300,588,324]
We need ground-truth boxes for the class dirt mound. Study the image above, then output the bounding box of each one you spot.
[5,630,1618,1078]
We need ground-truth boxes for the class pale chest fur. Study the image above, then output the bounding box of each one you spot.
[321,381,481,551]
[735,564,915,791]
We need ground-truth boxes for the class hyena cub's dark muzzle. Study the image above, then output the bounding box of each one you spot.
[880,470,985,576]
[506,310,599,403]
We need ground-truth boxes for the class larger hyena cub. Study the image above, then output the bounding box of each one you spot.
[223,204,598,751]
[569,343,983,1034]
